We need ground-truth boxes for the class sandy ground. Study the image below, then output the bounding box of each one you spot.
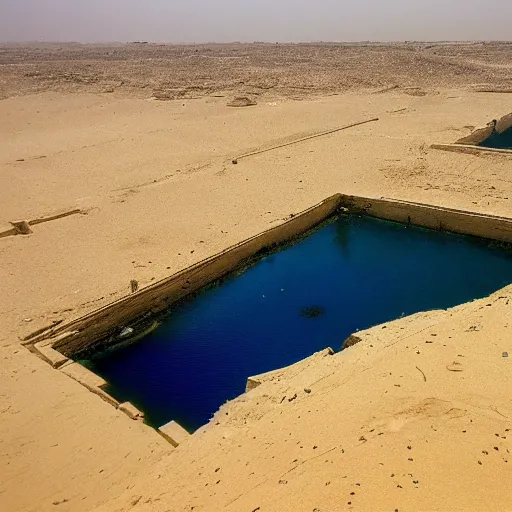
[2,43,512,511]
[2,41,512,101]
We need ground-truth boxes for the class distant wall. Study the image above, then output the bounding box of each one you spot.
[339,195,512,242]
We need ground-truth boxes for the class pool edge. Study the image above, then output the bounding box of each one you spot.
[28,193,512,357]
[22,193,512,443]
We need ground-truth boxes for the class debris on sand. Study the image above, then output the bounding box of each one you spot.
[227,97,257,107]
[404,87,428,97]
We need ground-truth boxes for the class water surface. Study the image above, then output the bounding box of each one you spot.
[481,127,512,150]
[87,215,512,431]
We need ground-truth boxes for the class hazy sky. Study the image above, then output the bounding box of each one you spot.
[1,0,511,43]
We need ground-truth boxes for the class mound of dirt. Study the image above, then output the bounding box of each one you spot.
[227,96,257,107]
[404,88,428,97]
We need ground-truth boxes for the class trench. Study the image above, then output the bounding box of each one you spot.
[81,214,512,432]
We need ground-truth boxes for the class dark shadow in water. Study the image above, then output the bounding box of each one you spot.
[300,306,325,318]
[333,214,352,259]
[480,127,512,150]
[86,215,512,432]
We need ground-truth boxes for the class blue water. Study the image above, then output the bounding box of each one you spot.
[481,127,512,150]
[87,215,512,431]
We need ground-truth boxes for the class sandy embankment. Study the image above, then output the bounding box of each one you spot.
[96,286,512,511]
[2,52,512,511]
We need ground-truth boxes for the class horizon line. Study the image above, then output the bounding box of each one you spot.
[2,39,512,45]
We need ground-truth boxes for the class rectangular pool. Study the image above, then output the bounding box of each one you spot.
[85,215,512,431]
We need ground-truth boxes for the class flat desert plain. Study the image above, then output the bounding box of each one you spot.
[2,42,512,511]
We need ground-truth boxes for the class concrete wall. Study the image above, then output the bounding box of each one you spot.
[339,195,512,241]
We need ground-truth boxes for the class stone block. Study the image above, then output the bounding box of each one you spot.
[60,362,119,407]
[119,402,144,421]
[33,342,69,368]
[158,421,190,447]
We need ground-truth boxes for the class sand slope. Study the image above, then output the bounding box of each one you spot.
[95,288,512,511]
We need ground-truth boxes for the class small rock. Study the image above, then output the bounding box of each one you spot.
[446,361,463,372]
[304,388,312,394]
[11,220,32,235]
[343,335,362,349]
[52,499,69,506]
[119,327,134,339]
[227,97,257,107]
[131,496,142,506]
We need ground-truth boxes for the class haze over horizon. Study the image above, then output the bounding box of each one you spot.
[1,0,511,44]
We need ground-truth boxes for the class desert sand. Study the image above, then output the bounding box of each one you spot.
[1,42,512,511]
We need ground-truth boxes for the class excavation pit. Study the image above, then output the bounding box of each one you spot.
[85,214,512,431]
[29,194,512,435]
